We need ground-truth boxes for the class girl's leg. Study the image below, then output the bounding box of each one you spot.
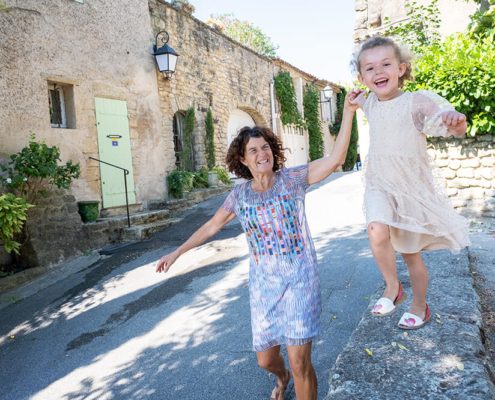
[256,345,290,400]
[287,342,317,400]
[401,252,429,317]
[367,222,400,298]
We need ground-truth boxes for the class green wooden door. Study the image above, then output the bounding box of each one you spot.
[95,98,136,208]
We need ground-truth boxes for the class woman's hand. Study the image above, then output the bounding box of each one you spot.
[156,250,180,273]
[442,110,467,136]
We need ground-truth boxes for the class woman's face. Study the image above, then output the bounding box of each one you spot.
[241,136,274,176]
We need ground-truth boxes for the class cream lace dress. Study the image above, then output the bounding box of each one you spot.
[360,90,470,254]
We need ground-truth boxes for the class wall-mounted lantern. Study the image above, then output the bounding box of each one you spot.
[152,31,179,79]
[319,85,334,122]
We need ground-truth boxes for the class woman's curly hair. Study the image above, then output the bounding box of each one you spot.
[226,126,286,180]
[351,35,413,88]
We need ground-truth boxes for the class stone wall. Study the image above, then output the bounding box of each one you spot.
[354,0,478,43]
[149,0,275,171]
[0,0,166,205]
[429,136,495,218]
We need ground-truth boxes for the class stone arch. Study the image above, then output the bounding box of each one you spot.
[226,107,268,146]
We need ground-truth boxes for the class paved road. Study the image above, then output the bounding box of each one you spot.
[0,171,381,400]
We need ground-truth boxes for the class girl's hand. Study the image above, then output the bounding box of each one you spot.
[156,250,180,273]
[442,110,467,136]
[442,110,466,127]
[347,89,366,111]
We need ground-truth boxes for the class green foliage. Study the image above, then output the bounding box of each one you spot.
[192,168,209,189]
[469,4,495,39]
[384,0,441,54]
[167,170,193,199]
[405,32,495,136]
[205,108,216,170]
[330,88,359,171]
[303,84,323,161]
[0,134,81,204]
[207,14,279,57]
[343,114,359,171]
[77,201,100,223]
[0,193,32,254]
[274,71,304,128]
[329,90,346,136]
[383,2,495,136]
[181,107,195,171]
[211,166,232,185]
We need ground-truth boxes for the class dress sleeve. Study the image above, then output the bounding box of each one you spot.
[221,187,237,214]
[412,90,455,137]
[284,164,309,191]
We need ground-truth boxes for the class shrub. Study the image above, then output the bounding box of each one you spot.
[167,170,194,199]
[181,107,195,171]
[205,109,216,170]
[0,134,81,204]
[0,193,32,254]
[212,166,232,185]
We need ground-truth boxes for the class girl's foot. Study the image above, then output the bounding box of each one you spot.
[270,369,290,400]
[371,281,406,316]
[398,304,431,330]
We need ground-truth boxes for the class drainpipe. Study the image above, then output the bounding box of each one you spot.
[270,80,277,134]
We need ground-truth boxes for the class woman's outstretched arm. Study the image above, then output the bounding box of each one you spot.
[155,207,236,273]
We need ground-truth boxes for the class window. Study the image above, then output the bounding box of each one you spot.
[48,82,75,128]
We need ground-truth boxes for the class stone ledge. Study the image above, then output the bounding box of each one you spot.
[326,250,495,400]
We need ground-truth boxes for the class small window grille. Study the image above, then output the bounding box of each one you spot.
[48,84,67,128]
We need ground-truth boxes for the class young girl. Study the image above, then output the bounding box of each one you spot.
[352,36,470,329]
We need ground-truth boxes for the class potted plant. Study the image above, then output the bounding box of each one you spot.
[77,200,100,223]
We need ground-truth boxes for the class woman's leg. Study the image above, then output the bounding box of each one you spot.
[401,252,429,317]
[287,342,317,400]
[367,222,399,298]
[256,345,290,400]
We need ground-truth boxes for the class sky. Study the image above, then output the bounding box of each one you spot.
[192,0,357,85]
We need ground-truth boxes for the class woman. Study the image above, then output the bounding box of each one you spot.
[156,91,359,400]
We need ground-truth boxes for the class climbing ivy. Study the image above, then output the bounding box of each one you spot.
[274,71,304,128]
[329,90,346,136]
[303,84,323,160]
[205,108,216,170]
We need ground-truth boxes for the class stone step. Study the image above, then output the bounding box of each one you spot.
[99,203,144,218]
[123,217,183,241]
[98,209,171,226]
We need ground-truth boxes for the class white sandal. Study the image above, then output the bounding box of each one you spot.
[398,304,431,330]
[371,282,406,317]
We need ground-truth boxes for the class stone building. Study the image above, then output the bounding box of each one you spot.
[353,0,495,218]
[0,0,340,266]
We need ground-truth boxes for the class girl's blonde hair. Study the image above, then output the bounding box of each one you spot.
[352,36,413,87]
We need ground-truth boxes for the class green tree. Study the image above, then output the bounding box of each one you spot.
[303,84,323,160]
[205,108,216,169]
[181,107,195,171]
[384,0,441,54]
[206,14,279,57]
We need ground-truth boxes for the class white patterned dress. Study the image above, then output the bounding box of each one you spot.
[222,165,321,352]
[360,90,470,253]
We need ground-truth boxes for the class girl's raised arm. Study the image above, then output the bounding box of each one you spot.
[306,89,363,185]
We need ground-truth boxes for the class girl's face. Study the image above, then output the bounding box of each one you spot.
[358,45,406,101]
[241,136,274,175]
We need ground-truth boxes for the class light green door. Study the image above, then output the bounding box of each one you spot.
[95,98,136,208]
